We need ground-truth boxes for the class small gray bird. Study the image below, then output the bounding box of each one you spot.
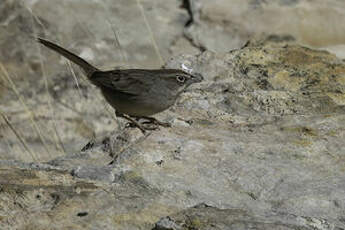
[38,38,203,132]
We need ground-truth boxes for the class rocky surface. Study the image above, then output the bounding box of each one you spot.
[1,0,345,160]
[153,203,324,230]
[186,0,345,57]
[1,38,345,229]
[1,0,345,229]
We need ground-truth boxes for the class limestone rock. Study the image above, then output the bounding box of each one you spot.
[0,1,345,229]
[1,40,345,229]
[185,0,345,57]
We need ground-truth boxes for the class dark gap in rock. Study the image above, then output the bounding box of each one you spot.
[180,0,194,27]
[183,35,207,52]
[77,211,88,217]
[81,140,94,152]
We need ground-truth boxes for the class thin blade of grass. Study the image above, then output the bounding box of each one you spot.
[136,0,164,66]
[0,62,52,158]
[106,19,127,63]
[37,45,67,155]
[99,0,127,63]
[0,111,38,162]
[25,1,66,156]
[66,60,83,98]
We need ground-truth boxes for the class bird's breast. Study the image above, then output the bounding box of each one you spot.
[100,86,176,116]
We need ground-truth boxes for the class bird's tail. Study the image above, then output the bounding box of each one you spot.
[37,38,98,76]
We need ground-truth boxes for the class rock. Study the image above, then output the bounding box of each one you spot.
[1,0,345,229]
[185,0,345,57]
[1,0,345,161]
[153,216,182,230]
[1,40,345,229]
[154,203,325,230]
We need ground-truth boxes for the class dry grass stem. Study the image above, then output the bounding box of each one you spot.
[37,45,67,155]
[26,2,66,156]
[106,19,127,63]
[0,111,38,162]
[0,62,52,158]
[136,0,164,66]
[67,60,83,98]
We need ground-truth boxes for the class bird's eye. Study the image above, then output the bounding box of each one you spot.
[176,75,186,83]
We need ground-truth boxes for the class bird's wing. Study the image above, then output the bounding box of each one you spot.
[90,69,155,96]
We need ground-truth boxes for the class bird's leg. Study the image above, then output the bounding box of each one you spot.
[116,112,157,133]
[140,116,171,127]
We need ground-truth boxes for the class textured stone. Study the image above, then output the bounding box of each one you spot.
[1,40,345,229]
[0,1,345,229]
[185,0,345,57]
[154,203,322,230]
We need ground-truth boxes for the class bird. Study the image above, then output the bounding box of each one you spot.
[38,38,203,132]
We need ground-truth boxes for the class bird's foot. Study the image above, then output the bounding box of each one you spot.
[116,113,146,133]
[141,116,171,127]
[125,121,159,133]
[116,113,170,133]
